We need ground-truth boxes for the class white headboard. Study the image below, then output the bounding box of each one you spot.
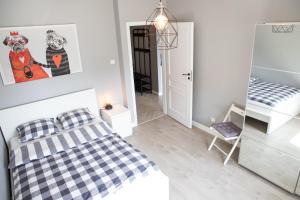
[0,88,100,142]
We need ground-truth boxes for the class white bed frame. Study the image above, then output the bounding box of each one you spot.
[0,89,169,200]
[246,94,300,134]
[0,89,100,143]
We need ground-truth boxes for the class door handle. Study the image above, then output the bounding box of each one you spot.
[182,72,192,81]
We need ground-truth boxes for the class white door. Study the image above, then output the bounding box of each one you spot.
[167,22,194,128]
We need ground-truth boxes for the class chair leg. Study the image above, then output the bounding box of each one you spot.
[223,138,240,166]
[208,136,218,151]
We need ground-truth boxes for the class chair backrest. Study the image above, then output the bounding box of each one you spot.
[223,104,245,122]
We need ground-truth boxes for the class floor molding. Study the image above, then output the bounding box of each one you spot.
[152,90,159,95]
[192,120,212,135]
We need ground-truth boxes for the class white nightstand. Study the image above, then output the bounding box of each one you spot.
[100,104,132,138]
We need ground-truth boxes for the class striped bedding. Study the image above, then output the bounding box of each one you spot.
[248,80,300,107]
[9,122,111,168]
[10,122,158,200]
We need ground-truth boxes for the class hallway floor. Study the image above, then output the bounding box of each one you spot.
[136,93,165,124]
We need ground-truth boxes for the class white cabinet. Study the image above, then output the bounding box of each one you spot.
[101,104,132,138]
[239,119,300,195]
[239,136,300,193]
[296,178,300,196]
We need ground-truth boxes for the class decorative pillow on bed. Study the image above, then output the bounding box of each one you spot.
[57,108,96,129]
[17,118,59,143]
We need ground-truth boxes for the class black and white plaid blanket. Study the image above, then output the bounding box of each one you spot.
[248,80,300,107]
[10,123,157,200]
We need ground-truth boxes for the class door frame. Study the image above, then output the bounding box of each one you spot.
[125,21,167,127]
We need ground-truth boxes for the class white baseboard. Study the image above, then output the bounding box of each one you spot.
[152,90,158,95]
[152,90,163,96]
[192,120,212,135]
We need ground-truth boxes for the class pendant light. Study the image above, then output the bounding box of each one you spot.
[272,24,294,33]
[146,0,178,50]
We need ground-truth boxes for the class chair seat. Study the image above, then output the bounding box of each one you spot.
[212,122,242,138]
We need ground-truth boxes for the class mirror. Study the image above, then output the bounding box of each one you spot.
[246,24,300,135]
[239,23,300,195]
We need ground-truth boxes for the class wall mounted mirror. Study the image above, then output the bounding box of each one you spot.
[239,23,300,196]
[247,24,300,134]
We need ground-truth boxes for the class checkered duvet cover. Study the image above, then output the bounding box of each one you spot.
[10,122,157,200]
[248,80,300,107]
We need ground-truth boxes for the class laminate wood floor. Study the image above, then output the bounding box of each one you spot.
[126,116,299,200]
[136,93,165,124]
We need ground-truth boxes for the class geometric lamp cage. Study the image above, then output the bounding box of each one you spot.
[272,24,294,33]
[146,0,178,50]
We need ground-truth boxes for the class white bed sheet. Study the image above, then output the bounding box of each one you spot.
[247,92,300,117]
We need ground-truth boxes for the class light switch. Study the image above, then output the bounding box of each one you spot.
[110,59,116,65]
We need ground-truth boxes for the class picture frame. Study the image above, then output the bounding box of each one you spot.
[0,24,82,85]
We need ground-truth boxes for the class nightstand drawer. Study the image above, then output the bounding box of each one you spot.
[101,104,132,138]
[103,111,130,127]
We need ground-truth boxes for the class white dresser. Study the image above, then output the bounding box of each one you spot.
[296,179,300,195]
[101,104,132,138]
[239,120,300,195]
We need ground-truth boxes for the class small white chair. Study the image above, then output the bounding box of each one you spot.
[208,104,245,165]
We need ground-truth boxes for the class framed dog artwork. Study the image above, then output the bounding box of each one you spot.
[0,24,82,85]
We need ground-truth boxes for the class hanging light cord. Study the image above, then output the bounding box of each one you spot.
[159,0,164,13]
[159,0,163,8]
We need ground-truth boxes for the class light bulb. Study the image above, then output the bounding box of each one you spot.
[154,14,168,31]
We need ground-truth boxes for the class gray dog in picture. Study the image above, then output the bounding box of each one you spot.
[45,30,70,76]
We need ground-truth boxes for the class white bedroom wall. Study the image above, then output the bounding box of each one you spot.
[0,0,123,110]
[167,0,300,126]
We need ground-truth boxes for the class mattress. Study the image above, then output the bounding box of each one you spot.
[10,122,158,200]
[248,80,300,108]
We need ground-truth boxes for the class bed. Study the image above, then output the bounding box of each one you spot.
[246,79,300,134]
[0,89,169,200]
